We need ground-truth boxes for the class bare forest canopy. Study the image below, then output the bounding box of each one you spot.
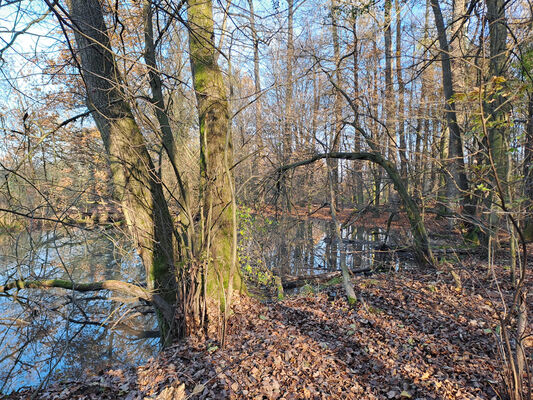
[0,0,531,398]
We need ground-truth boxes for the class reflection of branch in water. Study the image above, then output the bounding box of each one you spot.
[65,318,159,339]
[0,279,173,323]
[0,283,156,391]
[0,336,33,393]
[30,325,86,399]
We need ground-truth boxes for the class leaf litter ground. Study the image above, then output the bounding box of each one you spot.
[8,261,530,400]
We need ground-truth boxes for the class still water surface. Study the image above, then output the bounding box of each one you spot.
[0,216,407,393]
[0,227,157,393]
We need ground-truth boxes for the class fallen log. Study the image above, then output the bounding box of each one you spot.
[281,267,371,290]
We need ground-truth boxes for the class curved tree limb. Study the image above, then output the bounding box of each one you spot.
[0,279,174,323]
[277,152,435,266]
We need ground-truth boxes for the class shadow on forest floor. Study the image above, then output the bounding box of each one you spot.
[8,261,529,399]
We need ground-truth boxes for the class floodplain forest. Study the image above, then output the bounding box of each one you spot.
[0,0,531,398]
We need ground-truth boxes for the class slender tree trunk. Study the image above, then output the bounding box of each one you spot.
[485,0,528,387]
[143,0,192,229]
[486,0,509,188]
[451,0,467,95]
[66,0,177,342]
[247,0,263,156]
[524,93,533,240]
[395,0,408,181]
[384,0,393,164]
[430,0,469,209]
[326,159,357,304]
[143,0,174,163]
[283,0,295,210]
[372,40,382,205]
[352,13,364,205]
[330,0,342,208]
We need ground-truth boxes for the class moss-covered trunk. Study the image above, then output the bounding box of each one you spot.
[67,0,177,342]
[187,0,242,312]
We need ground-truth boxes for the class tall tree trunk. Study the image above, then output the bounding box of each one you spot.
[430,0,469,210]
[326,160,357,304]
[486,0,509,189]
[330,0,342,208]
[282,0,295,210]
[524,93,533,240]
[372,40,382,205]
[247,0,263,156]
[66,0,177,341]
[187,0,242,322]
[485,0,527,387]
[143,0,174,163]
[384,0,393,164]
[352,12,364,205]
[395,0,408,181]
[143,0,192,231]
[451,0,467,95]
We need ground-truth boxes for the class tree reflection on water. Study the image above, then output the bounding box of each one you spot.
[1,216,409,393]
[240,214,409,289]
[0,228,156,393]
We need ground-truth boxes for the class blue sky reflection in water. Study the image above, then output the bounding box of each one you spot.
[0,228,157,394]
[0,216,410,393]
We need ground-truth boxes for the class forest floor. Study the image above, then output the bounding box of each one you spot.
[8,258,531,400]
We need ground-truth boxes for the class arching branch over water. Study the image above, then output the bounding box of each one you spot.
[277,152,435,266]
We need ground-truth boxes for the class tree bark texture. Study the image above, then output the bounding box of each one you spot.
[66,0,177,340]
[187,0,242,307]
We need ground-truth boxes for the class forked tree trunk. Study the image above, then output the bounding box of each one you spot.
[66,0,177,342]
